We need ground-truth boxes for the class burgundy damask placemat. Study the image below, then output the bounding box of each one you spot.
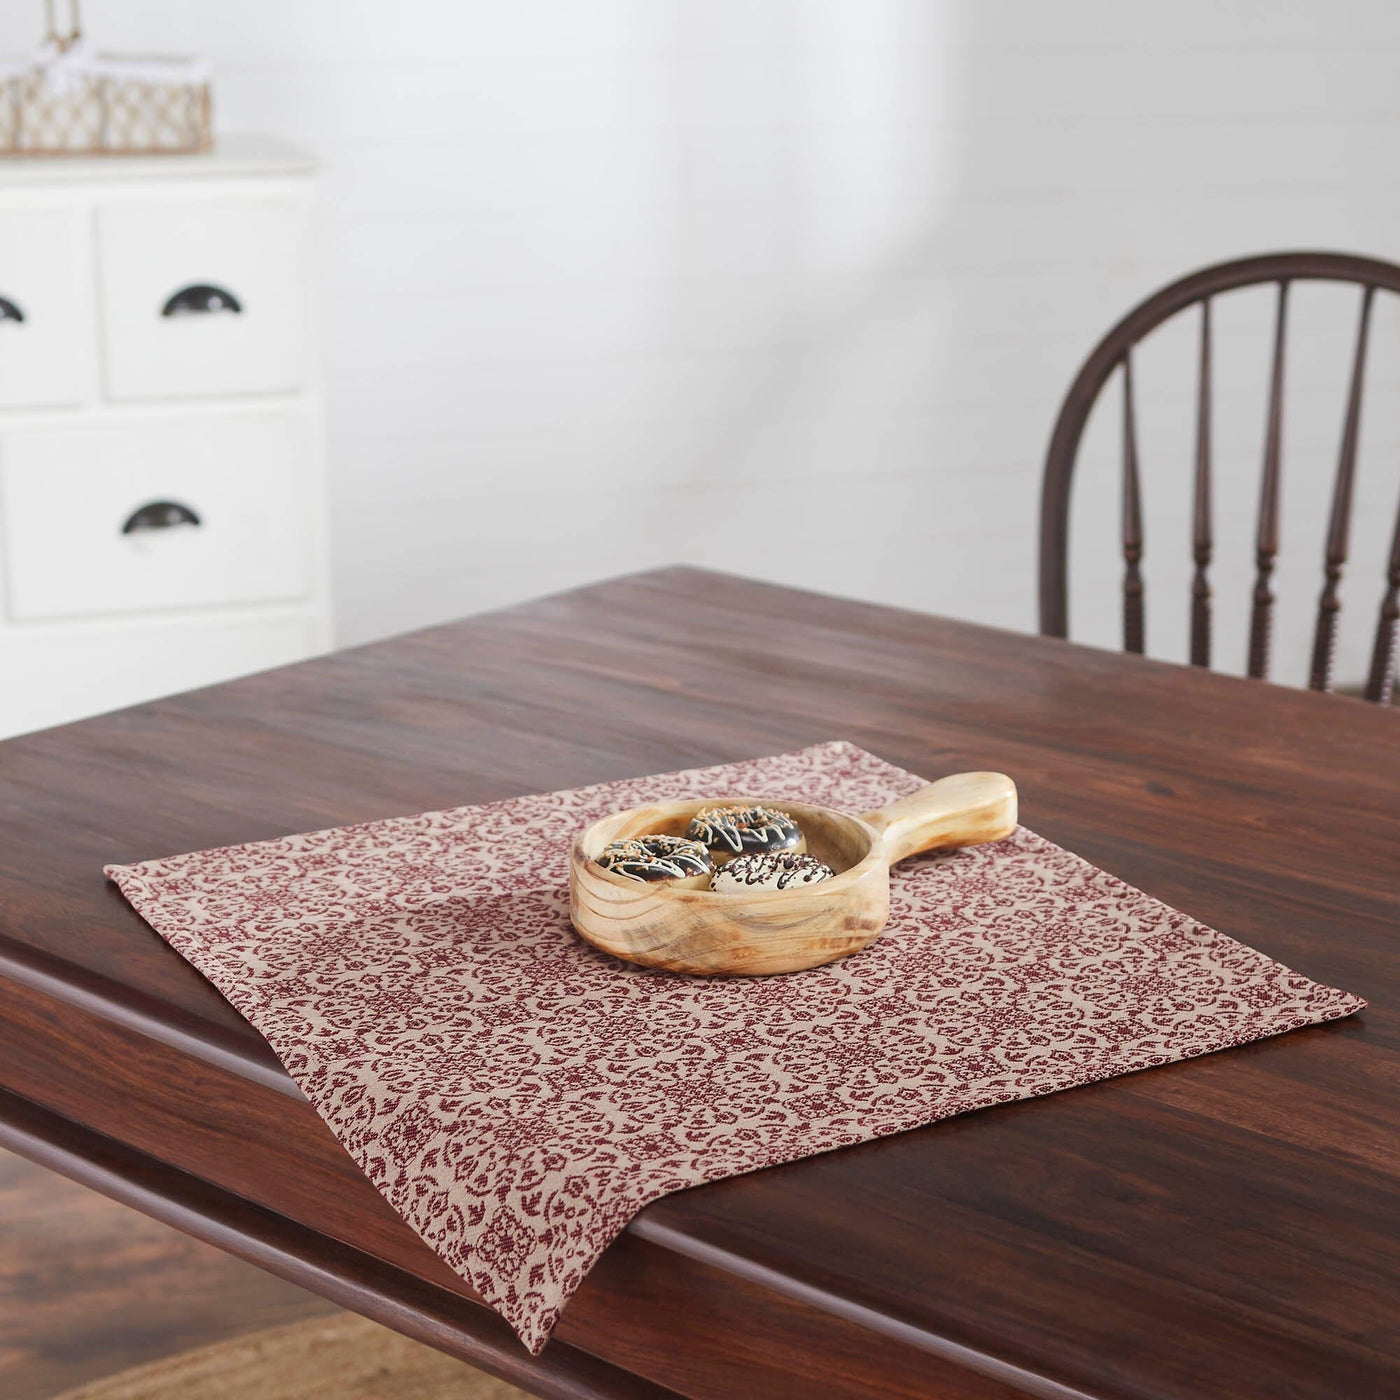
[106,741,1364,1352]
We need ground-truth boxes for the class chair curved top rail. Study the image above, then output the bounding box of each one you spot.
[1038,251,1400,706]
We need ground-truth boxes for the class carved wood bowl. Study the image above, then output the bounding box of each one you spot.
[568,772,1017,976]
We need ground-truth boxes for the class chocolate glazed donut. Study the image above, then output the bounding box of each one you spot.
[596,834,713,890]
[685,804,805,865]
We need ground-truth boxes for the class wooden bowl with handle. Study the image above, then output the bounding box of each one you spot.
[568,771,1017,976]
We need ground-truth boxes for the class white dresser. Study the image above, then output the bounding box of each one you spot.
[0,135,332,739]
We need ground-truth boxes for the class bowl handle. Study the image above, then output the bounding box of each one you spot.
[860,772,1017,864]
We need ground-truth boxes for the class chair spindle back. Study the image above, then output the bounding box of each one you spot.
[1040,251,1400,704]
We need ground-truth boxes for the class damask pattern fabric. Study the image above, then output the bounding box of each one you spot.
[106,742,1363,1352]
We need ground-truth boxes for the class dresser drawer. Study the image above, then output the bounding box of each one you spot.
[97,198,309,400]
[0,207,94,409]
[1,415,312,621]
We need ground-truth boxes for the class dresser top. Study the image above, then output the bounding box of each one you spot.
[0,133,315,186]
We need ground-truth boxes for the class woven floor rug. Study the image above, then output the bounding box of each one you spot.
[47,1314,534,1400]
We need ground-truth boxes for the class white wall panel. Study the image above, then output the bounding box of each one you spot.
[6,1,1396,689]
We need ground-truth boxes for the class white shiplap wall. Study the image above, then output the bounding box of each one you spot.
[7,1,1400,688]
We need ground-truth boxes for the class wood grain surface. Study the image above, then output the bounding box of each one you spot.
[569,774,1016,974]
[1,566,1397,1400]
[0,1147,336,1400]
[570,795,892,975]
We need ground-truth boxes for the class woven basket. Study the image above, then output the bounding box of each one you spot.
[1,4,212,156]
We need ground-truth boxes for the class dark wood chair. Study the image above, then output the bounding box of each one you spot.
[1039,250,1400,703]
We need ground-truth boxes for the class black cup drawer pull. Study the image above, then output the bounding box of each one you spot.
[0,295,24,323]
[121,500,202,535]
[160,284,242,317]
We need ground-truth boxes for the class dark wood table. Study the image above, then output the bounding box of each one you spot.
[1,567,1396,1400]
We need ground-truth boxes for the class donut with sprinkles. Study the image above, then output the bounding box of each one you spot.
[685,804,804,864]
[596,834,713,887]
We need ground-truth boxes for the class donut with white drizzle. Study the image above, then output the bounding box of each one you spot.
[596,834,712,888]
[685,804,804,865]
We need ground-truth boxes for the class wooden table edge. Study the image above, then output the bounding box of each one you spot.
[2,932,1103,1400]
[0,934,296,1096]
[0,1086,684,1400]
[628,1215,1101,1400]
